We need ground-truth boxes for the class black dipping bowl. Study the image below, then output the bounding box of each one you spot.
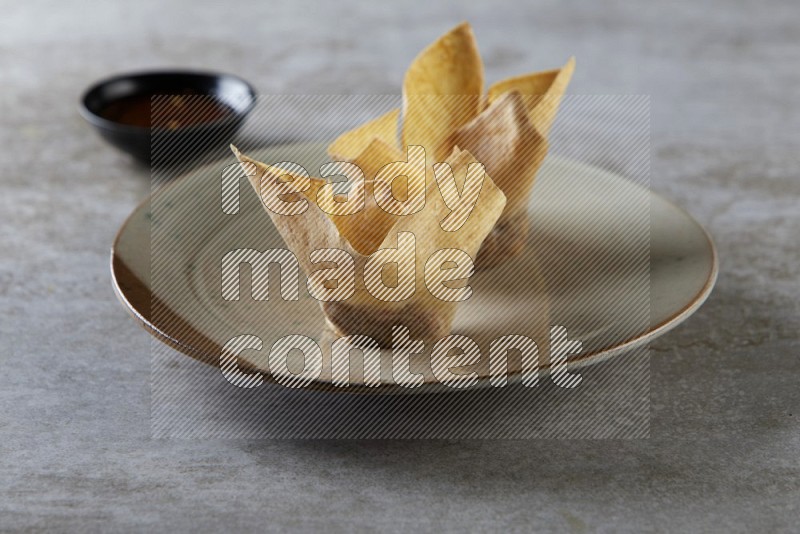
[80,70,256,164]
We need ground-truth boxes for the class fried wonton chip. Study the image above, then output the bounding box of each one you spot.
[449,91,548,216]
[448,91,549,268]
[401,22,484,161]
[324,23,574,269]
[327,109,401,162]
[326,178,399,257]
[487,56,575,136]
[350,137,404,181]
[232,145,506,346]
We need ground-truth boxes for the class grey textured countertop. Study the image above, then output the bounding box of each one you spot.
[2,0,798,531]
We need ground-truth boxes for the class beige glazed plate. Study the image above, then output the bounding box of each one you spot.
[112,141,718,393]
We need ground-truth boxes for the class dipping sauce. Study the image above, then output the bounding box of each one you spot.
[100,90,234,129]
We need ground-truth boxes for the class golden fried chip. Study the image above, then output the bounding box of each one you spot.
[448,92,551,269]
[327,109,400,161]
[328,180,399,257]
[402,22,484,161]
[232,145,505,346]
[449,91,548,217]
[350,137,404,181]
[230,146,348,275]
[487,56,575,135]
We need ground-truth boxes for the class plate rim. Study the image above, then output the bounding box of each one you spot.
[111,150,719,392]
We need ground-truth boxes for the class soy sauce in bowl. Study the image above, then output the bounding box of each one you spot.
[80,71,256,164]
[99,91,235,129]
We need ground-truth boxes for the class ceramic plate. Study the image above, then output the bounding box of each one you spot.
[112,142,717,393]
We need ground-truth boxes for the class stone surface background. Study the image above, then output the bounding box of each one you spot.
[1,0,798,531]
